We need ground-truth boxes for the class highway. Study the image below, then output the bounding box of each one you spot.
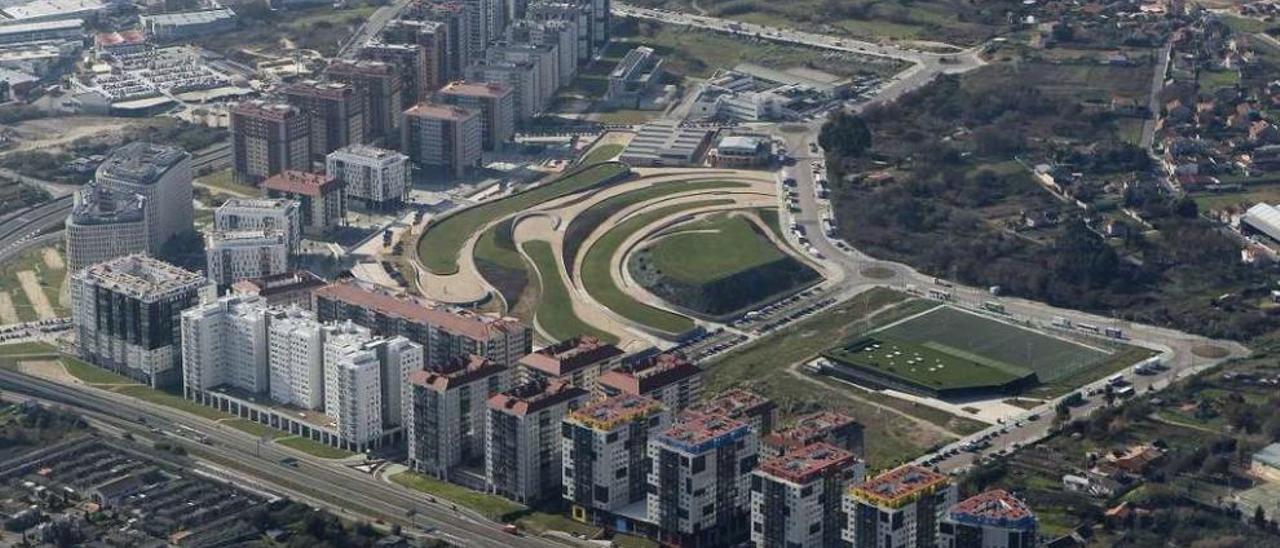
[0,196,72,262]
[338,0,417,59]
[0,368,562,548]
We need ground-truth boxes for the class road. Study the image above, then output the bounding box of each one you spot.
[1140,41,1172,150]
[337,0,417,59]
[0,369,561,548]
[0,196,72,262]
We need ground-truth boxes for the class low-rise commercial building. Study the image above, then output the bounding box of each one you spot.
[487,380,589,503]
[606,46,663,107]
[708,135,771,168]
[619,120,714,167]
[751,443,863,548]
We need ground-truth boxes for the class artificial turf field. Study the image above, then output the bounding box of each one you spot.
[875,306,1110,384]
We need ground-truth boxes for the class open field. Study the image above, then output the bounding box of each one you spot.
[418,162,629,274]
[646,214,788,284]
[824,335,1034,394]
[390,471,524,520]
[580,199,736,334]
[276,436,355,459]
[580,144,625,166]
[876,307,1110,384]
[0,245,68,324]
[195,168,262,198]
[522,240,618,343]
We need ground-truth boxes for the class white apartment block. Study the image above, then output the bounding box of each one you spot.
[214,197,301,254]
[324,327,384,448]
[407,355,511,478]
[180,294,269,396]
[648,412,759,547]
[487,381,590,503]
[204,229,290,286]
[844,465,957,548]
[750,443,864,548]
[562,394,669,514]
[325,145,410,211]
[267,308,327,410]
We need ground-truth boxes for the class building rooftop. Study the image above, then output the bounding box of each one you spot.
[403,101,478,122]
[654,411,750,455]
[1,0,104,21]
[1255,442,1280,469]
[97,142,188,186]
[764,411,859,452]
[947,490,1037,531]
[283,79,353,100]
[207,228,286,247]
[314,279,525,341]
[230,270,325,298]
[0,18,82,35]
[439,80,513,99]
[758,442,857,485]
[409,354,505,391]
[488,380,586,417]
[850,465,949,509]
[94,30,144,48]
[69,182,145,226]
[139,8,234,26]
[518,336,623,378]
[325,59,396,78]
[716,135,767,154]
[78,254,205,300]
[620,120,712,164]
[218,197,297,212]
[691,389,773,422]
[567,394,662,432]
[262,171,340,198]
[597,352,701,396]
[329,144,407,163]
[232,100,299,122]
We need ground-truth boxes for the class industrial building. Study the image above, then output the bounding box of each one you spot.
[138,8,236,41]
[619,120,714,167]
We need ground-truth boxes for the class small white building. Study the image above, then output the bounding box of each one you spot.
[326,145,410,212]
[204,229,290,286]
[214,197,301,254]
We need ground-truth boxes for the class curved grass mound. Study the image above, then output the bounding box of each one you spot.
[521,240,618,343]
[563,179,749,278]
[629,214,820,317]
[417,162,630,275]
[581,199,736,335]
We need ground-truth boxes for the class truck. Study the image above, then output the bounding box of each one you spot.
[1051,316,1072,329]
[982,301,1006,314]
[1104,327,1124,339]
[928,289,953,301]
[1077,323,1100,334]
[1115,386,1136,398]
[1133,356,1164,375]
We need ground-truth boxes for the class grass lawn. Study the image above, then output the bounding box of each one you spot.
[418,162,629,275]
[824,335,1032,392]
[1199,68,1241,91]
[1219,14,1279,34]
[876,306,1109,384]
[61,356,137,385]
[0,245,68,322]
[276,436,355,459]
[113,385,232,421]
[649,214,787,284]
[224,418,287,440]
[390,471,525,520]
[0,341,56,356]
[521,240,619,343]
[1193,183,1280,213]
[196,169,263,197]
[516,512,602,537]
[581,200,735,334]
[755,208,786,242]
[579,143,625,166]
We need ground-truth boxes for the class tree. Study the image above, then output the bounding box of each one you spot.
[1175,196,1199,218]
[819,110,872,159]
[1254,506,1267,529]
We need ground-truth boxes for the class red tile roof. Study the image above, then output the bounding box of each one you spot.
[409,354,506,391]
[262,171,340,197]
[948,489,1034,523]
[403,101,478,122]
[758,443,857,485]
[488,380,587,417]
[440,81,514,100]
[763,411,858,452]
[314,280,524,341]
[597,353,700,396]
[691,389,773,422]
[567,394,662,431]
[518,336,622,378]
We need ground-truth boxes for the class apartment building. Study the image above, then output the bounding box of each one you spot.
[562,394,669,516]
[267,307,327,410]
[313,280,531,369]
[180,294,269,396]
[262,171,347,236]
[325,59,404,141]
[71,255,209,388]
[405,0,471,79]
[323,324,385,449]
[762,411,865,459]
[506,19,578,83]
[516,335,623,389]
[383,19,449,95]
[204,229,290,286]
[359,42,429,106]
[283,80,365,159]
[597,353,703,412]
[751,443,864,548]
[691,389,776,437]
[95,142,193,252]
[844,465,957,548]
[230,100,310,184]
[526,1,590,62]
[230,270,327,310]
[647,412,758,548]
[486,380,589,503]
[401,101,482,180]
[465,58,539,121]
[325,144,411,211]
[939,490,1038,548]
[65,181,148,272]
[214,197,302,254]
[486,43,558,111]
[407,354,512,478]
[438,81,515,150]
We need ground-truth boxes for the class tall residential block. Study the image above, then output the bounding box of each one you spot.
[214,197,302,254]
[692,389,776,437]
[751,443,864,548]
[323,323,384,448]
[438,80,515,150]
[283,80,365,159]
[516,335,622,390]
[401,102,482,180]
[407,0,472,79]
[939,490,1039,548]
[562,394,669,515]
[71,255,209,388]
[180,294,269,396]
[95,142,193,253]
[486,380,589,503]
[407,354,512,478]
[762,411,865,459]
[325,59,404,142]
[527,1,590,62]
[262,171,347,236]
[230,100,311,184]
[313,279,532,369]
[648,412,759,547]
[597,353,703,412]
[360,42,429,107]
[507,19,578,83]
[487,43,558,110]
[384,19,449,96]
[65,182,148,272]
[465,59,539,122]
[267,307,327,410]
[326,145,411,211]
[204,229,290,286]
[844,465,957,548]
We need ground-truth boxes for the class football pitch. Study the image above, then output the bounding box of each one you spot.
[876,306,1110,384]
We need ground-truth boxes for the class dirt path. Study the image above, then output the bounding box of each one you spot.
[17,271,55,320]
[18,359,80,385]
[41,248,64,270]
[0,292,18,324]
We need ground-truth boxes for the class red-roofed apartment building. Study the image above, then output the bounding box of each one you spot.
[751,443,864,548]
[762,411,865,459]
[230,100,311,184]
[691,388,776,436]
[939,489,1038,548]
[517,335,624,390]
[486,380,589,503]
[597,353,703,412]
[401,101,482,180]
[406,355,512,478]
[262,171,346,235]
[844,464,957,548]
[314,279,531,369]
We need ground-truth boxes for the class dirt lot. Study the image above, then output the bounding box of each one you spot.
[0,292,17,325]
[17,359,78,385]
[41,247,64,270]
[17,271,54,321]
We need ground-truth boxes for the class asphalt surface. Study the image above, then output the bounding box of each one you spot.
[0,196,72,262]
